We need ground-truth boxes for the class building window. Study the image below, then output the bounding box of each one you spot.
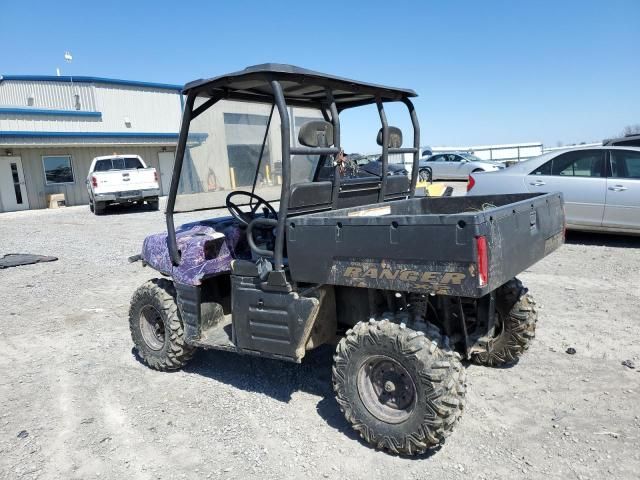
[42,155,75,184]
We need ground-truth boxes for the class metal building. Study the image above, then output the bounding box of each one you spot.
[0,74,328,213]
[0,75,183,212]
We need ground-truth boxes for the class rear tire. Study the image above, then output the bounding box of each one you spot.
[129,278,195,371]
[147,198,160,211]
[94,201,106,215]
[333,317,466,455]
[471,278,537,367]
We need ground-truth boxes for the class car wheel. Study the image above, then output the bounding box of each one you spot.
[418,168,432,183]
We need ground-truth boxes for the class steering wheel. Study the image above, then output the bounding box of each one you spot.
[225,191,277,227]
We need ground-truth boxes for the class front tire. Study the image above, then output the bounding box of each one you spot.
[129,278,195,371]
[471,278,537,367]
[333,318,466,455]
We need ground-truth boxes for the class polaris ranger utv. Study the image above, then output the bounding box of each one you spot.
[129,64,565,455]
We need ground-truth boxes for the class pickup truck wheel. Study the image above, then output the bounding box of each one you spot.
[129,278,195,371]
[333,318,466,455]
[89,200,94,213]
[147,198,160,211]
[93,201,106,215]
[471,278,537,367]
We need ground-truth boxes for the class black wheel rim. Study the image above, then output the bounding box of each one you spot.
[357,355,416,424]
[139,305,166,351]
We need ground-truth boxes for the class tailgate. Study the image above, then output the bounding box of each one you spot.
[92,169,158,194]
[477,192,565,293]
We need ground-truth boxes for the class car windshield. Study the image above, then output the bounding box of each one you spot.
[460,153,482,162]
[174,97,324,213]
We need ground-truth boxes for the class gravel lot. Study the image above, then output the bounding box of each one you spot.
[1,198,639,480]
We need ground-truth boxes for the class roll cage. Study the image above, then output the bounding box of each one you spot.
[166,64,421,274]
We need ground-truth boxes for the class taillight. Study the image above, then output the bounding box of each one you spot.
[467,174,475,192]
[154,171,158,182]
[91,176,98,188]
[476,235,488,287]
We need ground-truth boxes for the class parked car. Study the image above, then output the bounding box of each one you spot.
[86,155,160,215]
[418,152,505,181]
[603,133,640,148]
[353,154,408,177]
[467,146,640,234]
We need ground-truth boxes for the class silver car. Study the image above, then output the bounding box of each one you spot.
[418,152,505,181]
[467,146,640,234]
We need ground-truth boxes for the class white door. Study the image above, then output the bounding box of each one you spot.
[603,149,640,231]
[158,152,175,196]
[0,156,29,212]
[525,149,606,227]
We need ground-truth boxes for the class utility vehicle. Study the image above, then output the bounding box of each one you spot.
[129,64,565,455]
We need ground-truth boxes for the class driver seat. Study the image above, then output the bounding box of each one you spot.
[231,257,272,279]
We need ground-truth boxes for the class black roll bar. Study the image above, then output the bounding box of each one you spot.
[270,80,290,272]
[403,98,420,196]
[167,92,196,266]
[326,89,342,209]
[376,99,389,202]
[165,83,419,270]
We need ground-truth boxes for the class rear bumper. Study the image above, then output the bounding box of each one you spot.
[94,188,160,203]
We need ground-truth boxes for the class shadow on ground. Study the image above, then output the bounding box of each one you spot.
[178,346,443,458]
[565,231,640,248]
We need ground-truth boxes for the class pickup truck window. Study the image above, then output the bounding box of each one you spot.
[94,157,144,171]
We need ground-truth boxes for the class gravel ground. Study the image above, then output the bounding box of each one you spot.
[1,199,639,480]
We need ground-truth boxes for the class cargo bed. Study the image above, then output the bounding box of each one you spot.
[286,192,564,297]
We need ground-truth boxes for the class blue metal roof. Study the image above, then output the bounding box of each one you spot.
[0,75,183,92]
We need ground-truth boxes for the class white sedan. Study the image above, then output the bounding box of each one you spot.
[418,152,505,181]
[467,146,640,234]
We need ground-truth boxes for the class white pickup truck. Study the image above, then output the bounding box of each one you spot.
[86,155,160,215]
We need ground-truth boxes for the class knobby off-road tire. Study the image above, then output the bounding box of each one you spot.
[129,278,195,371]
[471,278,537,367]
[333,317,466,455]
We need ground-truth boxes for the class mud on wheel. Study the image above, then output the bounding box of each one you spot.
[332,317,466,455]
[129,278,195,371]
[471,277,537,367]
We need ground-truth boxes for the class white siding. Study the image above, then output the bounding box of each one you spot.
[0,80,96,110]
[0,80,181,134]
[95,84,181,132]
